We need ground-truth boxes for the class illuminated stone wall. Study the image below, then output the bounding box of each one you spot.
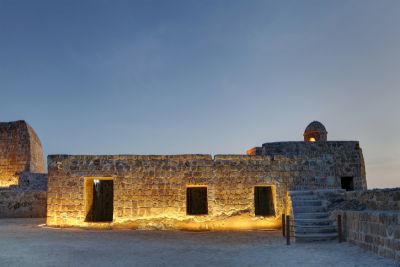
[46,139,366,230]
[0,121,45,187]
[46,155,291,230]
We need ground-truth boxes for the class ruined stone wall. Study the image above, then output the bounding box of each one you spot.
[261,141,367,190]
[0,121,45,187]
[46,154,291,230]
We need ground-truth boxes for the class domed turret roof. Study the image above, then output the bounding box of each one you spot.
[304,121,327,134]
[303,121,328,142]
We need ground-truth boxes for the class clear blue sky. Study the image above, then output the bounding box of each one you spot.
[0,0,399,188]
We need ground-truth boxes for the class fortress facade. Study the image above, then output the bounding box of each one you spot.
[3,120,400,261]
[0,120,366,229]
[44,121,366,230]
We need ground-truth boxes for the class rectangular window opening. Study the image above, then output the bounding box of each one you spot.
[254,186,275,216]
[341,177,354,191]
[85,178,114,222]
[186,187,208,215]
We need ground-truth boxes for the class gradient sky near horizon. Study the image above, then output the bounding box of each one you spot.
[0,0,399,188]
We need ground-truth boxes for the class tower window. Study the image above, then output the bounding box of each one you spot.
[341,177,354,191]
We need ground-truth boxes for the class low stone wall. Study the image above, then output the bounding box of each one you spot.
[332,188,400,262]
[345,188,400,211]
[339,210,400,261]
[0,190,47,218]
[0,172,47,218]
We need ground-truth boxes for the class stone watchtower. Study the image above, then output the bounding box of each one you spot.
[0,120,45,187]
[303,121,328,142]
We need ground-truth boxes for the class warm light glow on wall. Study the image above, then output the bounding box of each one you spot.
[309,137,316,142]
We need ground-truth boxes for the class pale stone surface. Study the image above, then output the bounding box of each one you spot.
[0,218,396,267]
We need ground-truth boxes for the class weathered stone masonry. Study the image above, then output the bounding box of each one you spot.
[0,120,45,187]
[260,141,367,190]
[46,155,288,230]
[45,121,367,230]
[0,121,47,217]
[333,189,400,261]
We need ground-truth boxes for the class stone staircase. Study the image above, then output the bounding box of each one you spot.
[290,190,339,242]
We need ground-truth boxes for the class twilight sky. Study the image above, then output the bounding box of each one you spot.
[0,0,399,188]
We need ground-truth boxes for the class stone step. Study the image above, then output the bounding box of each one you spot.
[295,233,338,242]
[292,206,326,213]
[289,190,315,196]
[292,200,322,207]
[294,225,337,234]
[294,218,332,226]
[291,195,320,201]
[294,212,330,219]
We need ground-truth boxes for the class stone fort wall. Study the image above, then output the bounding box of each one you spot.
[46,154,290,230]
[0,121,45,187]
[260,141,366,190]
[46,147,365,229]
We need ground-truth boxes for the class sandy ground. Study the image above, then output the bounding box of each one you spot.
[0,219,397,267]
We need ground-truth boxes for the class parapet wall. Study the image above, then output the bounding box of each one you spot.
[0,121,45,187]
[261,141,367,190]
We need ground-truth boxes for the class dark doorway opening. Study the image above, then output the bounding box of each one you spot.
[187,187,208,215]
[86,179,113,222]
[341,177,354,191]
[254,186,275,216]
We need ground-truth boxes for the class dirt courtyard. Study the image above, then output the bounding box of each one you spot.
[0,219,397,267]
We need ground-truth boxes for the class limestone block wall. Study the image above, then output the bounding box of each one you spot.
[261,141,367,190]
[26,124,45,174]
[46,154,291,230]
[345,188,400,211]
[0,189,47,218]
[0,121,45,187]
[0,172,47,218]
[332,189,400,261]
[339,210,400,261]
